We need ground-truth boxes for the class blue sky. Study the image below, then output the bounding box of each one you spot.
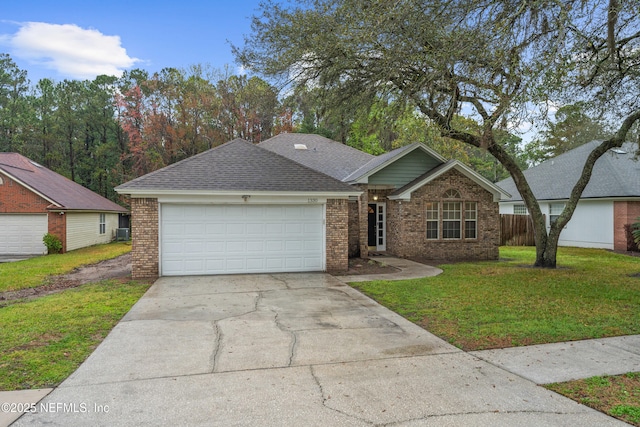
[0,0,267,83]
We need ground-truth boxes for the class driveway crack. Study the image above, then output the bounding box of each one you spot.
[274,311,297,366]
[210,321,221,373]
[309,365,375,425]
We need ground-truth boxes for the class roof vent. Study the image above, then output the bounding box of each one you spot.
[29,160,43,168]
[294,144,307,150]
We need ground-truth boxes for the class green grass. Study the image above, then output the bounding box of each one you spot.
[0,280,150,391]
[0,241,131,292]
[546,372,640,426]
[351,247,640,351]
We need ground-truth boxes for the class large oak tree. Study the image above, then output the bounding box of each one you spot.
[236,0,640,267]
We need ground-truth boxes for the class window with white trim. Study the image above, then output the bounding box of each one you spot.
[464,202,477,239]
[549,203,565,225]
[99,213,106,235]
[513,204,528,215]
[442,202,462,239]
[426,202,439,240]
[443,189,461,198]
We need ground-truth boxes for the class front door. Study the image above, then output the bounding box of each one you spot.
[367,203,386,251]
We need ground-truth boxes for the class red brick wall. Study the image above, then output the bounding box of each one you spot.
[47,212,67,253]
[614,201,640,251]
[326,199,349,272]
[0,176,50,213]
[386,169,500,261]
[131,198,159,279]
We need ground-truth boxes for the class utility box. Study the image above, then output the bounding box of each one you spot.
[116,228,130,241]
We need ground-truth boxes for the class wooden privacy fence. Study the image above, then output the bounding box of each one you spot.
[500,214,541,246]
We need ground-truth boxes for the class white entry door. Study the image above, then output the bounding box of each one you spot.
[160,204,325,276]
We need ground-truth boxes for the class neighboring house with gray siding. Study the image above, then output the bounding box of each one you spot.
[497,141,640,251]
[0,153,127,255]
[117,134,509,279]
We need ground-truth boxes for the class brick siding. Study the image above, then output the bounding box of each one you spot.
[47,212,67,253]
[357,185,369,258]
[356,169,500,261]
[326,198,349,272]
[614,201,640,251]
[348,200,360,257]
[0,176,50,213]
[131,198,159,279]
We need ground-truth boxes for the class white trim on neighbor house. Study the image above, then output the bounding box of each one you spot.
[388,160,511,202]
[499,199,615,249]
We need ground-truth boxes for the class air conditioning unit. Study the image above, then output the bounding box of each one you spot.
[116,228,130,241]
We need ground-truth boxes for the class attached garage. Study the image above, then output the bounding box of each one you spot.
[160,203,325,275]
[115,139,360,279]
[0,214,47,255]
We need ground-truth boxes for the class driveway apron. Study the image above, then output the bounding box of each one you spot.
[14,273,626,426]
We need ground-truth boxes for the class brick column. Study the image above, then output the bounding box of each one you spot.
[614,201,640,251]
[357,185,369,258]
[326,199,349,272]
[47,212,67,253]
[131,198,159,279]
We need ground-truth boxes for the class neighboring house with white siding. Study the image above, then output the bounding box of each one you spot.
[497,141,640,251]
[0,153,128,255]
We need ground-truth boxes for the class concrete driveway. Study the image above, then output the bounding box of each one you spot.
[14,273,625,426]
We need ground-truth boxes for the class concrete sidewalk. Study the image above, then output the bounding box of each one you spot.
[8,272,628,426]
[472,335,640,385]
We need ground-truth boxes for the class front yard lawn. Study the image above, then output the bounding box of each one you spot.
[0,242,150,391]
[0,280,150,390]
[0,241,132,292]
[351,246,640,425]
[351,246,640,351]
[546,373,640,426]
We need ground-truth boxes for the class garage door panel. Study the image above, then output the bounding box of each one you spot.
[226,241,245,253]
[246,241,264,252]
[161,204,324,275]
[206,241,225,252]
[0,214,47,255]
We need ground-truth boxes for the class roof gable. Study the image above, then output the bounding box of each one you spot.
[115,139,358,195]
[0,153,127,212]
[497,141,640,202]
[389,160,511,202]
[347,143,446,186]
[258,133,374,181]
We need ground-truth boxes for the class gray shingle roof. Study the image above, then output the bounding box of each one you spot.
[258,133,374,180]
[0,153,127,212]
[115,139,357,193]
[497,141,640,201]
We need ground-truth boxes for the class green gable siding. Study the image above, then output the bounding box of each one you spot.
[369,149,441,187]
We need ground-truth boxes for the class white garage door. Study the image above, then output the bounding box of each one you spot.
[0,214,48,255]
[161,204,325,275]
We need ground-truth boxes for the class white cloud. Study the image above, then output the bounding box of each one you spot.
[5,22,140,80]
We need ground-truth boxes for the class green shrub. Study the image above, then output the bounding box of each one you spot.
[632,217,640,246]
[43,233,63,254]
